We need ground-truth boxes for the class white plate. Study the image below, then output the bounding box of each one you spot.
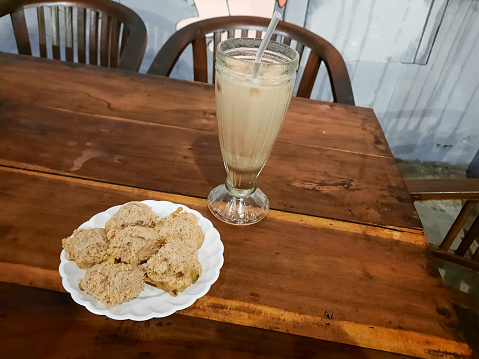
[59,200,224,321]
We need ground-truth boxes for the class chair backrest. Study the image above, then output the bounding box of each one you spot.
[147,16,355,105]
[0,0,147,71]
[406,178,479,272]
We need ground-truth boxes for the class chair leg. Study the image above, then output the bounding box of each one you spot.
[472,246,479,262]
[440,201,477,251]
[456,215,479,256]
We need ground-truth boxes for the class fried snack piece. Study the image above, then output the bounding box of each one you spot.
[79,262,145,308]
[107,226,162,265]
[145,242,202,296]
[105,202,158,233]
[156,210,204,249]
[62,228,108,269]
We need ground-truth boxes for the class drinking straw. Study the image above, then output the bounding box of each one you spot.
[253,11,282,78]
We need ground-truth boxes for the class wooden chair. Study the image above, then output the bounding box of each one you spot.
[408,178,479,351]
[0,0,147,71]
[147,16,355,105]
[406,178,479,271]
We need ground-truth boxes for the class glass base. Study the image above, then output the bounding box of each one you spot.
[207,184,269,225]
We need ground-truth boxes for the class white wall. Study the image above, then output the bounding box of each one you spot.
[302,0,479,166]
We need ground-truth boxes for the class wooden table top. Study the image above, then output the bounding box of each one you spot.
[0,52,473,358]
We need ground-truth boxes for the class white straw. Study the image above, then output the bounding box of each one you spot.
[253,11,282,78]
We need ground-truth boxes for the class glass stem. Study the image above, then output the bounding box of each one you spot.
[225,177,257,198]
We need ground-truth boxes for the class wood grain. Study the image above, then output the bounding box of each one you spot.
[0,168,462,342]
[0,102,419,230]
[1,283,421,359]
[0,274,471,359]
[0,52,388,157]
[1,165,424,244]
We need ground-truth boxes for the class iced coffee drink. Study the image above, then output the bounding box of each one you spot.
[207,38,299,225]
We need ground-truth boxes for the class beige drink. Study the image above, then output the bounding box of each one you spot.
[208,38,299,225]
[215,48,296,190]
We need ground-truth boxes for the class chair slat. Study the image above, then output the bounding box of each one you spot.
[100,13,111,67]
[65,7,74,62]
[270,34,277,42]
[283,36,292,46]
[227,29,234,39]
[11,10,32,55]
[296,42,305,62]
[439,201,478,251]
[192,36,208,83]
[120,24,128,56]
[455,215,479,256]
[77,7,86,63]
[5,0,146,71]
[51,6,61,60]
[213,30,222,83]
[89,10,99,65]
[36,7,47,58]
[240,29,248,38]
[296,51,320,98]
[255,30,262,39]
[109,18,121,68]
[472,246,479,261]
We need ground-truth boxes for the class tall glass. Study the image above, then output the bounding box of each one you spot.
[207,38,299,225]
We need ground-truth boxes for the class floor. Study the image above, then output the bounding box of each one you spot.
[398,159,479,355]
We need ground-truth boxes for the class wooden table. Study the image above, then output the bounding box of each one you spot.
[0,52,473,358]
